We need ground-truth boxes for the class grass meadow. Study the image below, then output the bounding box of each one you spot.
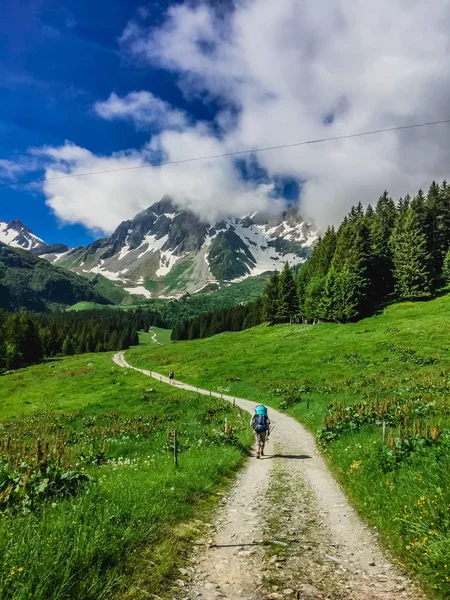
[127,293,450,598]
[0,353,252,600]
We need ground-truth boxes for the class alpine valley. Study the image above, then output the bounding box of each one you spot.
[1,198,317,299]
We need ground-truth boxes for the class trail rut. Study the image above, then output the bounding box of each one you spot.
[113,352,424,600]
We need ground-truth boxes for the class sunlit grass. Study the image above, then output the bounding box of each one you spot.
[0,352,251,600]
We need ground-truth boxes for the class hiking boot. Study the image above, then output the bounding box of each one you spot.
[260,450,264,456]
[256,453,260,459]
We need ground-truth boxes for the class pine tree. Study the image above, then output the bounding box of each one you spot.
[62,335,76,355]
[319,268,338,321]
[303,276,325,322]
[329,217,371,320]
[296,264,310,317]
[424,181,450,280]
[5,343,22,370]
[390,208,433,300]
[276,263,298,322]
[4,313,43,365]
[262,271,280,323]
[442,248,450,284]
[348,202,364,222]
[369,191,396,300]
[333,267,369,322]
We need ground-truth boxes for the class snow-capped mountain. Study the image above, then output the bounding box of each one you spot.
[0,220,70,256]
[54,198,317,298]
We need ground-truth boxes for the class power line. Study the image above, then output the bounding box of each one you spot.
[1,118,450,188]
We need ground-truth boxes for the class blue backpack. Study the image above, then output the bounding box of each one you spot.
[253,414,268,432]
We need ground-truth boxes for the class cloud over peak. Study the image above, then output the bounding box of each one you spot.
[93,91,188,130]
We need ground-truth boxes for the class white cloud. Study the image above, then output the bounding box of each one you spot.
[0,157,40,180]
[36,138,280,234]
[93,91,188,130]
[121,0,450,227]
[13,0,450,232]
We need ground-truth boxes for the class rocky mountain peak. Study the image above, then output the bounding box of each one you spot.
[52,197,318,298]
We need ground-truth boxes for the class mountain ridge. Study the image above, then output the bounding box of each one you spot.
[1,198,317,299]
[0,219,71,256]
[54,198,317,298]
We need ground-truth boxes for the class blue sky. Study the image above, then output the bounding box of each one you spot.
[1,0,450,247]
[0,0,214,245]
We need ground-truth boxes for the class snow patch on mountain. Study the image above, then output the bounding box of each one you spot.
[124,285,153,298]
[156,250,181,277]
[87,265,124,282]
[0,220,45,251]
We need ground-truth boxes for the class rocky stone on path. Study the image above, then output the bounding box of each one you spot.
[297,583,323,597]
[324,554,340,564]
[204,582,219,590]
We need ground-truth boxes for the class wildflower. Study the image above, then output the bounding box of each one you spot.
[349,460,362,473]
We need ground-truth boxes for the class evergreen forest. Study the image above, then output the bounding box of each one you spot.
[0,309,165,371]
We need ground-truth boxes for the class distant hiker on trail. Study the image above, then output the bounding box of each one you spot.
[169,370,174,384]
[251,405,270,459]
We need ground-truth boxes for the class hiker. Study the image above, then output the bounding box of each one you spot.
[169,370,174,384]
[251,405,270,459]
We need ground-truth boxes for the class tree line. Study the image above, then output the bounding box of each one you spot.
[0,309,165,371]
[287,180,450,323]
[172,179,450,339]
[171,298,263,340]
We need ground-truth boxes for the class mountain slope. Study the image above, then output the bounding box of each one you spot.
[54,198,317,298]
[0,243,110,311]
[0,219,70,256]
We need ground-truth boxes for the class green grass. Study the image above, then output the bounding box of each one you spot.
[126,293,450,598]
[137,328,172,347]
[67,301,110,312]
[0,353,251,600]
[87,273,133,305]
[149,327,172,345]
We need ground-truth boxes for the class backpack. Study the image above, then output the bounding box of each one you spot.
[253,414,268,432]
[169,371,174,378]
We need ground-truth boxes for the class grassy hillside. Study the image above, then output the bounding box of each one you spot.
[0,352,251,599]
[0,243,110,311]
[86,273,134,305]
[127,293,450,598]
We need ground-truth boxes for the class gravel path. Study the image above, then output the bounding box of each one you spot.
[113,352,424,600]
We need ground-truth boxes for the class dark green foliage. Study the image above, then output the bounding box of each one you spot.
[0,243,110,312]
[390,208,433,300]
[171,298,263,341]
[0,309,164,371]
[303,276,325,322]
[0,459,90,514]
[369,191,396,300]
[275,263,298,322]
[262,271,280,323]
[443,248,450,284]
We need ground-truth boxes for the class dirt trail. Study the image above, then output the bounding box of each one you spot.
[113,352,424,600]
[149,327,162,346]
